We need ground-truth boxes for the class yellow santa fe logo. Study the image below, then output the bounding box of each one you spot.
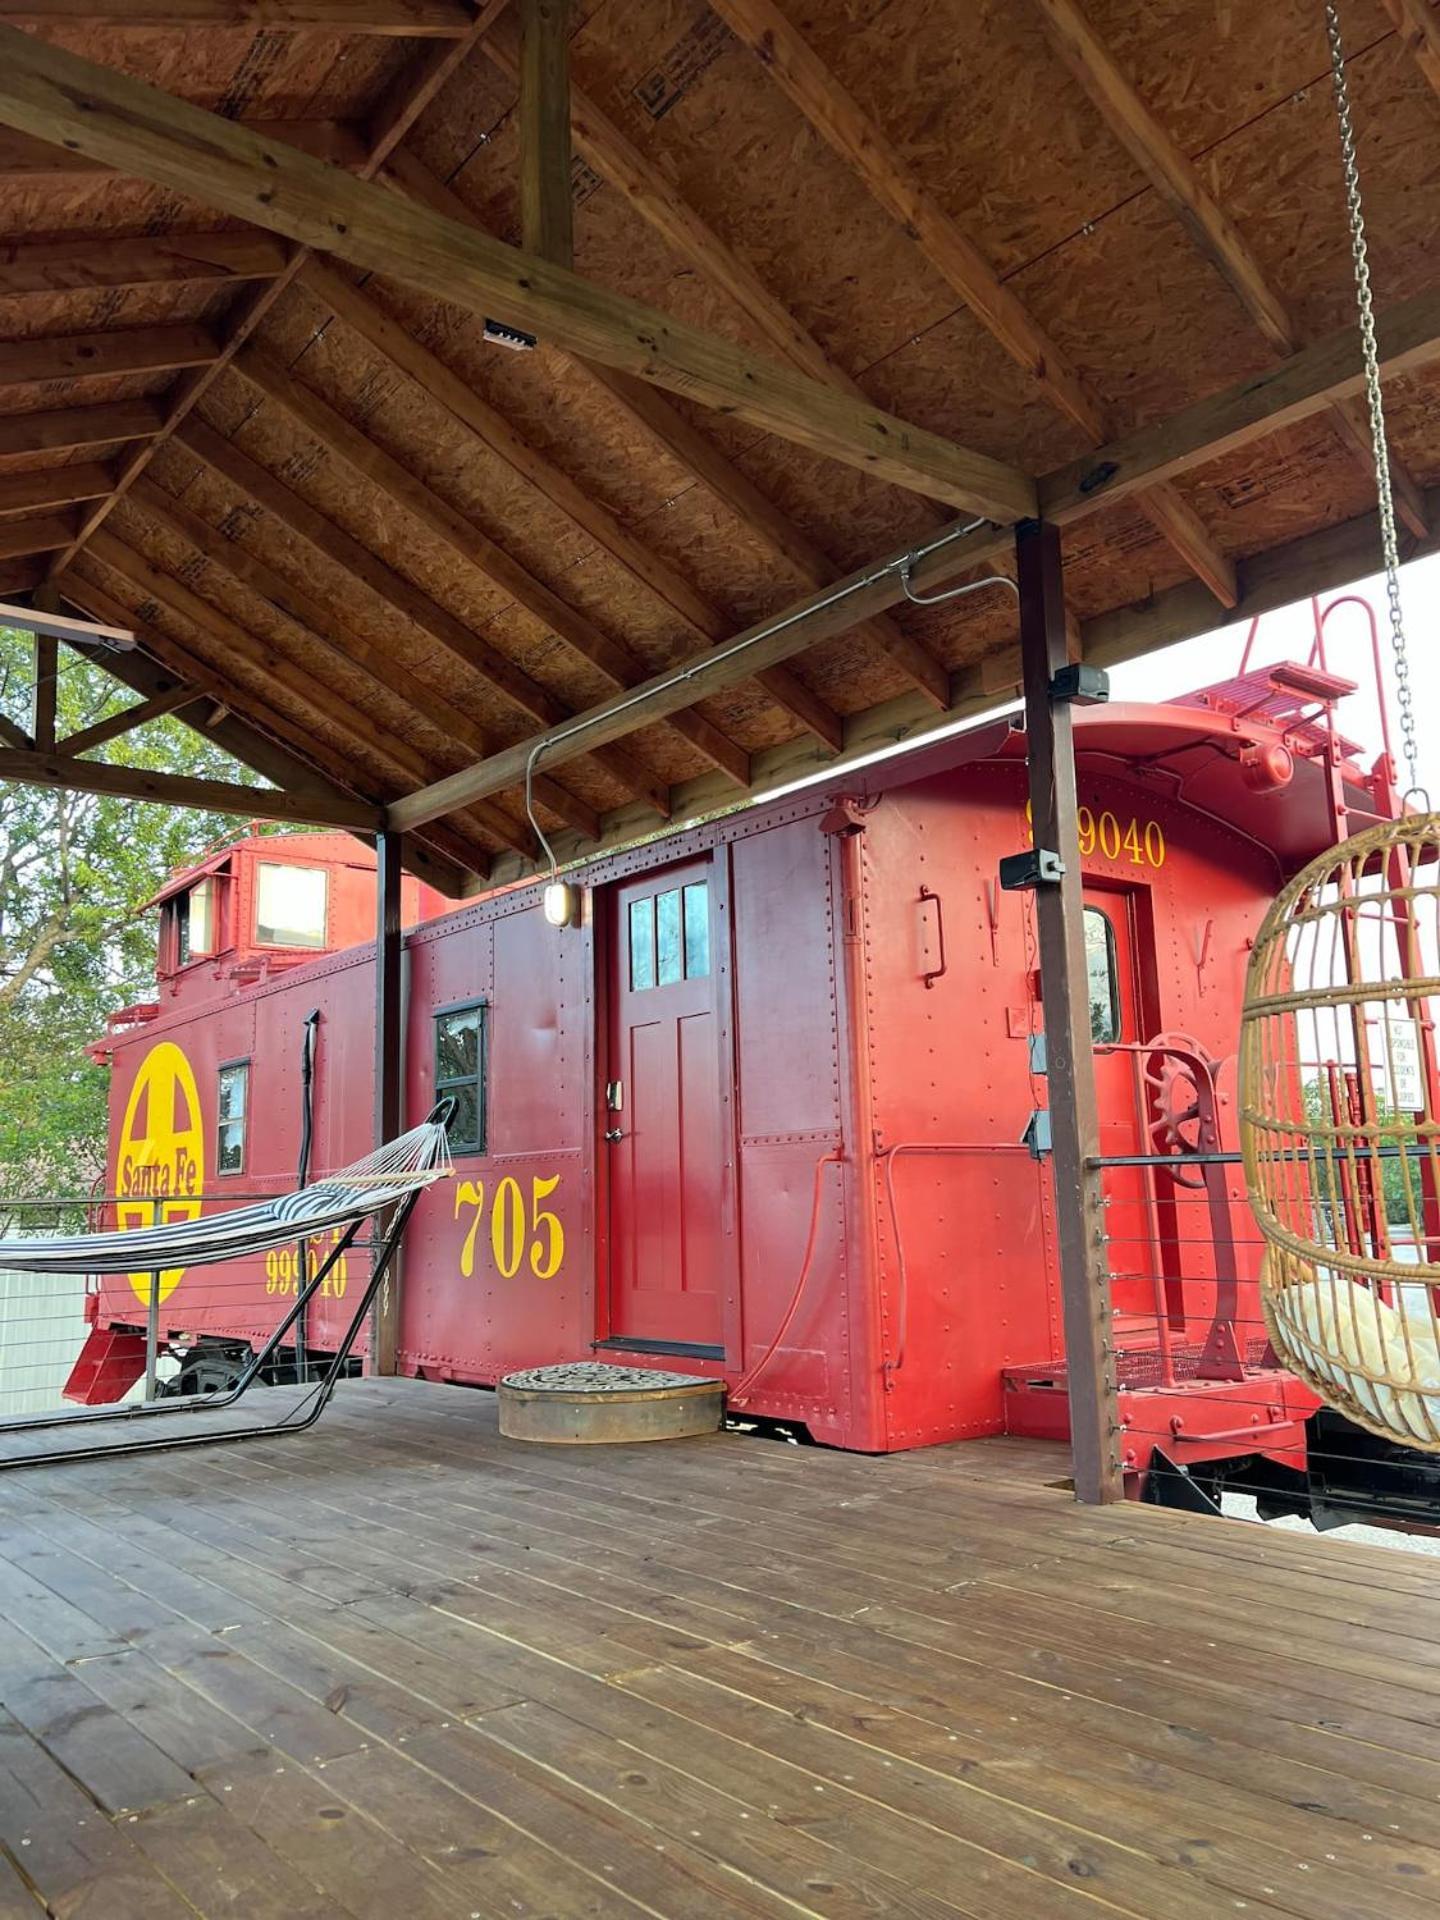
[116,1041,205,1307]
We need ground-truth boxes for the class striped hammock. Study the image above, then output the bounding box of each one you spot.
[0,1118,453,1276]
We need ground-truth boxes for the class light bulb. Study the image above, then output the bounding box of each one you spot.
[543,880,577,928]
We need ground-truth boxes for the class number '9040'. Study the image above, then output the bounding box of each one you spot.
[454,1174,564,1280]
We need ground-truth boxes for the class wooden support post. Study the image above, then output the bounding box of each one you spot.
[31,633,56,751]
[519,0,572,268]
[1015,518,1122,1505]
[371,829,405,1376]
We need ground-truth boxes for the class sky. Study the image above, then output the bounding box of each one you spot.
[1107,549,1440,803]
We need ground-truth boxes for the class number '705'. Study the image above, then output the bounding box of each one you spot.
[453,1174,564,1280]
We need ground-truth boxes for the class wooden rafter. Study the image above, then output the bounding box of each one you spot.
[90,518,529,855]
[0,400,165,459]
[385,511,993,831]
[59,567,485,890]
[56,685,200,757]
[709,0,1237,607]
[80,533,504,868]
[0,325,219,387]
[1038,289,1440,521]
[381,153,948,712]
[0,516,75,561]
[36,9,503,591]
[518,0,572,269]
[0,2,476,28]
[0,120,367,181]
[0,232,292,299]
[300,261,841,751]
[1029,0,1429,538]
[0,24,1035,525]
[129,474,600,846]
[460,41,953,702]
[1381,1,1440,102]
[0,464,114,517]
[234,342,754,790]
[389,278,1440,833]
[0,747,389,824]
[481,17,864,399]
[173,414,672,819]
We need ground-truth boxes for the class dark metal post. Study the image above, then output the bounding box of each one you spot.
[370,830,404,1375]
[1016,518,1122,1504]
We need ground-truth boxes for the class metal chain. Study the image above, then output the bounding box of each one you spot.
[1325,0,1425,805]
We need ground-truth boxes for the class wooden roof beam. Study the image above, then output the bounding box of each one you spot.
[301,260,843,751]
[379,154,945,713]
[40,12,501,584]
[55,685,201,758]
[0,515,77,560]
[233,343,755,790]
[0,463,115,517]
[0,120,367,180]
[386,279,1440,832]
[0,231,292,299]
[1380,2,1440,104]
[386,513,1002,831]
[173,414,672,820]
[59,567,484,891]
[0,324,219,388]
[92,518,537,856]
[0,746,387,826]
[1030,0,1428,538]
[0,4,476,29]
[81,535,504,868]
[518,0,572,269]
[130,474,599,845]
[0,24,1034,525]
[482,16,863,399]
[710,0,1235,606]
[0,399,166,460]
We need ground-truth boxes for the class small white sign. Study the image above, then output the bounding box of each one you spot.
[1384,1013,1426,1114]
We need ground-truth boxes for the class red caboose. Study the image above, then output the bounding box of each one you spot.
[73,655,1405,1508]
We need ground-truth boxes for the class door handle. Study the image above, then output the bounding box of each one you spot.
[604,1128,627,1143]
[919,885,947,989]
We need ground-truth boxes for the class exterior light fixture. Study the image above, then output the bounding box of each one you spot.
[543,880,579,929]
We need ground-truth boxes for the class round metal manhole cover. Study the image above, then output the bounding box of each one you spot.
[501,1362,715,1394]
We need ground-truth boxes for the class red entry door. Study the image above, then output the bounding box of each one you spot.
[605,862,726,1353]
[1083,886,1160,1324]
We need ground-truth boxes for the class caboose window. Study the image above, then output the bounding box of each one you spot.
[176,876,218,966]
[216,1060,249,1175]
[434,1003,486,1154]
[256,862,328,949]
[1084,907,1121,1044]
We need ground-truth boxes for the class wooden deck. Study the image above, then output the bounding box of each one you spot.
[1,1380,1439,1920]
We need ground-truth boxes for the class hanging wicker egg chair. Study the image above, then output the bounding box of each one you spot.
[1241,816,1440,1449]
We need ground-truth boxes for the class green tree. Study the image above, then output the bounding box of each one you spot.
[0,623,262,1194]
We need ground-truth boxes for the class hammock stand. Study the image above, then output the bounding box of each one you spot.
[0,1101,454,1471]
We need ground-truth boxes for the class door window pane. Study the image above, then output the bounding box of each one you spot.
[683,883,710,979]
[629,897,655,991]
[1084,907,1122,1044]
[256,862,328,948]
[656,889,682,985]
[216,1061,249,1175]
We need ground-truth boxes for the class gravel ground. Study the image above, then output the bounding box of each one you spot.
[1222,1491,1440,1556]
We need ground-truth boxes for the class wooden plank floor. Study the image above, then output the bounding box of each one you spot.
[1,1379,1439,1919]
